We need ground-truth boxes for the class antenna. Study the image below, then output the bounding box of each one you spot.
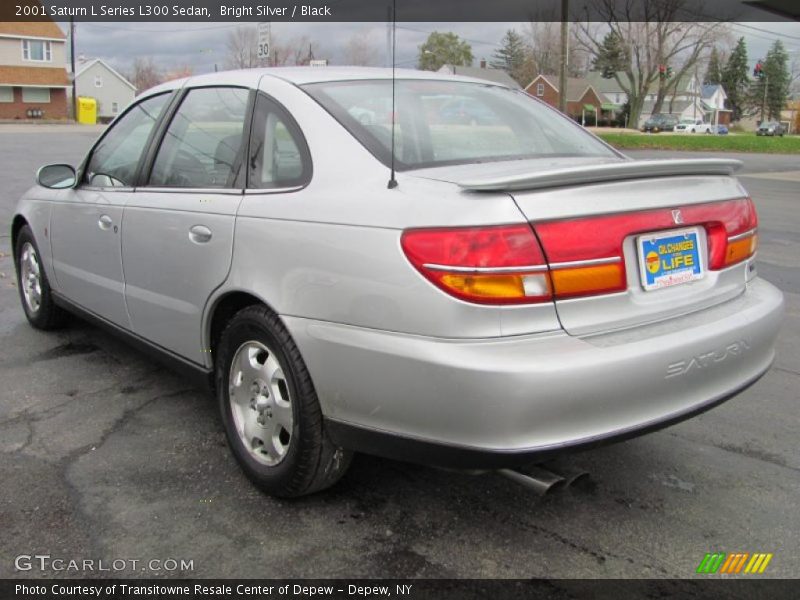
[387,0,398,189]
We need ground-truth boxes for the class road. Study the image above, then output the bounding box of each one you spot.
[0,126,798,580]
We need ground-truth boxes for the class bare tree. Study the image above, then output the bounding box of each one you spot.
[128,57,161,93]
[283,35,319,66]
[225,25,259,69]
[524,21,588,79]
[342,32,377,66]
[575,0,727,127]
[163,65,193,82]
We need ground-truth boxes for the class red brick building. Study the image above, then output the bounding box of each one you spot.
[0,21,69,120]
[524,74,604,123]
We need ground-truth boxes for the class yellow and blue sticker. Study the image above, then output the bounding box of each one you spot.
[639,228,704,291]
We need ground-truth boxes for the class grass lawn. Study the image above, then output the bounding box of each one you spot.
[595,132,800,154]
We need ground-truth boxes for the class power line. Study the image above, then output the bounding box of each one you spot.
[394,24,502,50]
[732,22,800,43]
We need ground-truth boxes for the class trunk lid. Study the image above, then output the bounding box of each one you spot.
[411,158,756,336]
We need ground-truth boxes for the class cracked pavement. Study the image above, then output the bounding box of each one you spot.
[0,127,798,580]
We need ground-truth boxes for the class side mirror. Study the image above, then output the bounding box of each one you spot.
[37,164,76,189]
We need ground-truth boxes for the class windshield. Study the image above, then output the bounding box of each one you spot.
[303,80,618,170]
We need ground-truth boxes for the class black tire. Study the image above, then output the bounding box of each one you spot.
[215,305,352,497]
[14,224,67,330]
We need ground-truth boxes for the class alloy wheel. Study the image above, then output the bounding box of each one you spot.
[228,340,294,466]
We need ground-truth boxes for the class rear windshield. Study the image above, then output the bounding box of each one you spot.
[303,80,617,170]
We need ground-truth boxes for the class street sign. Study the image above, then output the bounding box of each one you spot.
[257,22,270,60]
[309,59,328,67]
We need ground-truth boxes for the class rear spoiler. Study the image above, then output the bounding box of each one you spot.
[456,159,743,192]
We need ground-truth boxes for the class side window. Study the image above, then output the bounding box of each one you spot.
[149,87,249,189]
[248,94,311,189]
[84,93,169,188]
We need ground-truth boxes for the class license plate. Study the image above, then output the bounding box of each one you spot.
[638,227,705,291]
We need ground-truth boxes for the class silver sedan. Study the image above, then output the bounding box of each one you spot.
[12,67,783,497]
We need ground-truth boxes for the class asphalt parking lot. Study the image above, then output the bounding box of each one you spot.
[0,125,798,580]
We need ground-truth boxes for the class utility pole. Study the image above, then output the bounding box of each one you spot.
[69,17,77,121]
[558,0,568,113]
[761,75,769,122]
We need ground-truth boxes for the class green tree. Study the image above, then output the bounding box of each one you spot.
[418,32,473,72]
[704,47,724,85]
[721,37,749,121]
[491,29,528,85]
[592,31,629,80]
[753,40,791,121]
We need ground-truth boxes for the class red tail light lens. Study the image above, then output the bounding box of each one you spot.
[534,197,758,296]
[400,225,552,304]
[403,199,758,305]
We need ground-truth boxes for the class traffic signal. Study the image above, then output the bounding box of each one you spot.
[666,66,673,79]
[754,62,765,79]
[659,64,666,80]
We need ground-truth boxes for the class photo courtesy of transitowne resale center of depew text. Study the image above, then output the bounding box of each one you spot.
[0,0,799,599]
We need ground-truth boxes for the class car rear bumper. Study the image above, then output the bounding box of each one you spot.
[284,278,784,468]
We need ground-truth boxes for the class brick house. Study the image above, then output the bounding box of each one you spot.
[524,74,604,123]
[0,21,70,120]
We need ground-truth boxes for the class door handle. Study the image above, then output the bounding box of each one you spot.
[98,214,113,230]
[189,224,212,244]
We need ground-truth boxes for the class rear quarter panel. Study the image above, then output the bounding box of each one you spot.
[204,78,562,358]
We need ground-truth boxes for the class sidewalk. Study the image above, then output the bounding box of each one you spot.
[0,122,106,133]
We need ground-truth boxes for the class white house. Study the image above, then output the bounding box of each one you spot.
[701,84,732,126]
[74,58,136,122]
[585,71,711,126]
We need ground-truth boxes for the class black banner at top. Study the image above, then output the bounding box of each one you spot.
[1,0,798,22]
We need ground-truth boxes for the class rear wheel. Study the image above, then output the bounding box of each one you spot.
[15,225,66,330]
[216,305,352,497]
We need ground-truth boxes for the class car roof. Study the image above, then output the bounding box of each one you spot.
[139,66,514,98]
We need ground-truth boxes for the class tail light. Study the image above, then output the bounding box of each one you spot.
[721,199,758,267]
[535,198,758,298]
[402,199,758,306]
[400,225,552,305]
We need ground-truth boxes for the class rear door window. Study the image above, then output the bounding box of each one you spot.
[149,87,250,188]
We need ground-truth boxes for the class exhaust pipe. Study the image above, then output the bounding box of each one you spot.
[541,460,590,488]
[499,465,565,495]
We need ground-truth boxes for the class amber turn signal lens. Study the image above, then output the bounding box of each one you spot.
[439,273,551,301]
[725,233,757,266]
[550,263,626,298]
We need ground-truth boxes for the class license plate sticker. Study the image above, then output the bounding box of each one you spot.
[638,227,705,291]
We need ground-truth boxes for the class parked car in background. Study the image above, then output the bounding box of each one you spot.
[13,67,784,498]
[714,124,729,135]
[674,118,713,134]
[642,114,679,133]
[756,121,786,137]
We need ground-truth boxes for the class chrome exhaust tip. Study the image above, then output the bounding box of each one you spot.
[499,466,566,495]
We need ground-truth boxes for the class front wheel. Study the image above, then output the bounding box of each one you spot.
[216,305,352,497]
[15,225,66,330]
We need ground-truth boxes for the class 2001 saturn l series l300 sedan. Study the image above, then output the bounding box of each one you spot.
[12,67,783,497]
